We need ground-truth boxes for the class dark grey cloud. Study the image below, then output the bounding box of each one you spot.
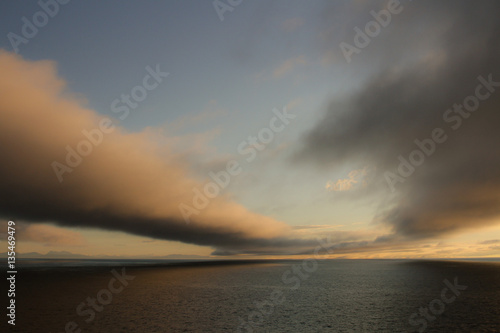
[479,240,500,245]
[298,0,500,238]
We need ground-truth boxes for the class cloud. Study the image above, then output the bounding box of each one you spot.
[281,17,304,32]
[297,1,500,239]
[0,50,299,254]
[0,220,87,246]
[164,100,227,134]
[272,55,308,79]
[479,240,500,245]
[325,166,370,192]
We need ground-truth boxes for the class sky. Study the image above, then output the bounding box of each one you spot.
[0,0,499,259]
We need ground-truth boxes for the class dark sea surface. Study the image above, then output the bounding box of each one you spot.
[3,259,500,332]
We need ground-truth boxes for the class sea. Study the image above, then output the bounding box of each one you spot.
[3,259,500,332]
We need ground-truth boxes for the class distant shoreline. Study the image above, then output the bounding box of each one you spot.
[2,257,498,271]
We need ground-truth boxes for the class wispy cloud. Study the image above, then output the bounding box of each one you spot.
[325,167,370,192]
[479,239,500,245]
[164,100,227,133]
[281,17,304,32]
[272,55,308,79]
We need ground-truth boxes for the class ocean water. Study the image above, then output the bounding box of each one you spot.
[4,259,500,332]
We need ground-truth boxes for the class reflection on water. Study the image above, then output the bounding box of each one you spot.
[5,259,500,332]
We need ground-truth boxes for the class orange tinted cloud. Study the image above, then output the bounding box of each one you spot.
[0,51,293,253]
[0,220,86,246]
